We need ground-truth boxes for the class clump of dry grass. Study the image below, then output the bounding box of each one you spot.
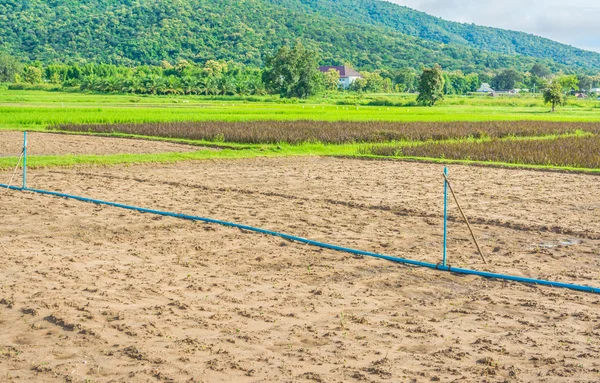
[51,121,600,145]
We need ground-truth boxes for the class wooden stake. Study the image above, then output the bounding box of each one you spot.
[443,173,488,265]
[4,150,24,194]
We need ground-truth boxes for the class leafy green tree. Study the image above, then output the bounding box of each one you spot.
[478,72,493,85]
[529,74,549,93]
[557,75,579,92]
[322,68,340,91]
[175,59,191,74]
[349,77,367,93]
[577,74,593,92]
[23,66,43,84]
[50,73,62,84]
[442,71,474,95]
[442,73,455,95]
[394,83,406,92]
[448,71,469,94]
[465,73,480,92]
[263,42,322,98]
[543,80,565,112]
[203,60,227,77]
[45,64,69,83]
[217,76,236,95]
[491,69,523,90]
[362,71,385,92]
[0,54,23,82]
[66,65,82,81]
[416,65,445,106]
[394,67,417,92]
[530,63,552,78]
[382,77,392,93]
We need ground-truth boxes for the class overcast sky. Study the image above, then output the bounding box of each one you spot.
[388,0,600,53]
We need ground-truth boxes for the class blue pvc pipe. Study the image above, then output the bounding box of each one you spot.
[22,132,27,189]
[443,166,448,266]
[2,183,599,295]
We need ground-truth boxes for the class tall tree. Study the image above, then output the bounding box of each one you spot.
[557,75,579,92]
[263,42,322,98]
[23,66,43,84]
[465,73,481,92]
[322,68,340,91]
[394,67,417,92]
[530,63,552,79]
[349,77,367,93]
[543,80,565,112]
[362,71,385,92]
[0,54,23,82]
[491,69,523,90]
[416,65,445,106]
[577,74,593,92]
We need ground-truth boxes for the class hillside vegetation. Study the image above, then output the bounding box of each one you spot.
[272,0,600,71]
[1,0,598,72]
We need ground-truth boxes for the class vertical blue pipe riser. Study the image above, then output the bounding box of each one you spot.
[442,167,448,266]
[22,131,27,190]
[1,182,599,295]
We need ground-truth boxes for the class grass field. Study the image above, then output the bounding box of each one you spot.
[2,89,600,108]
[1,89,599,172]
[2,90,600,132]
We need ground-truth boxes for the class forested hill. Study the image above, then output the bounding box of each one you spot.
[1,0,598,72]
[270,0,600,71]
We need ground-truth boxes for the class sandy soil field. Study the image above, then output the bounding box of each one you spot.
[1,157,599,383]
[0,131,209,156]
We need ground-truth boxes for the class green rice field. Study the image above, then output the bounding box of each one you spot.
[1,89,599,172]
[1,90,600,131]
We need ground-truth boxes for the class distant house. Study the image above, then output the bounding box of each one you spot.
[591,88,600,93]
[488,90,519,97]
[476,83,494,93]
[319,66,363,89]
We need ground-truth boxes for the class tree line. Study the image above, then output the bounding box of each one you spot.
[416,64,594,111]
[1,44,599,100]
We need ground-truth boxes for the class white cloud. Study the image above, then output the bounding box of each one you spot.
[388,0,600,52]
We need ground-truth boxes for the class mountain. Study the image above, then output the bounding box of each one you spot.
[1,0,598,73]
[270,0,600,71]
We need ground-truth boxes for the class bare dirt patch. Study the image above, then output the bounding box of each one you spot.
[1,157,599,382]
[0,131,212,156]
